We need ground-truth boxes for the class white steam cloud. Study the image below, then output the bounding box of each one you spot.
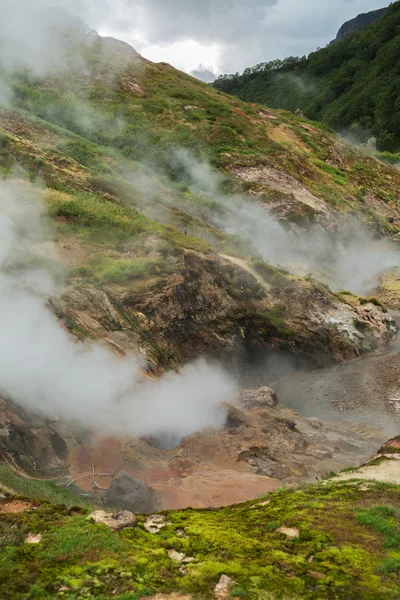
[0,3,95,75]
[0,181,233,441]
[171,150,400,294]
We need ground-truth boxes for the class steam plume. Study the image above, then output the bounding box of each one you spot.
[172,150,400,294]
[0,180,233,440]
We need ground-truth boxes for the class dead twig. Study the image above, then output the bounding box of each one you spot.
[65,468,113,489]
[91,464,109,491]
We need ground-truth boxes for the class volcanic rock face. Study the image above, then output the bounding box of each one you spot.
[53,254,397,374]
[0,396,77,478]
[103,470,158,514]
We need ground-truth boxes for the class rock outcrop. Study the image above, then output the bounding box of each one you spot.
[0,396,77,478]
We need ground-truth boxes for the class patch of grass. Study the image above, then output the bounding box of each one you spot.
[312,158,348,184]
[39,517,126,560]
[0,464,92,508]
[381,557,400,574]
[256,308,296,338]
[44,189,211,253]
[252,259,285,283]
[356,505,400,549]
[359,297,388,312]
[75,255,172,286]
[57,139,99,167]
[1,482,400,598]
[317,184,345,208]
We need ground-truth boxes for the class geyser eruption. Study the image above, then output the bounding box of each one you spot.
[0,180,234,442]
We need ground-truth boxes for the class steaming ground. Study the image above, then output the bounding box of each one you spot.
[0,4,398,295]
[270,311,400,438]
[0,180,234,441]
[136,149,400,295]
[180,152,400,294]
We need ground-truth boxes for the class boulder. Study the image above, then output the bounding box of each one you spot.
[88,510,136,531]
[365,137,377,152]
[239,387,278,411]
[215,575,234,599]
[144,514,169,533]
[103,470,157,514]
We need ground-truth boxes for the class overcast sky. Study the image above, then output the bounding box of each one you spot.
[2,0,389,80]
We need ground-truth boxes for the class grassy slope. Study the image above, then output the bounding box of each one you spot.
[213,1,400,152]
[0,26,398,368]
[1,28,400,228]
[1,466,400,599]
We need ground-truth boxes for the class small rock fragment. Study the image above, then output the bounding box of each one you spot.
[254,499,270,508]
[168,549,186,562]
[308,418,323,430]
[309,571,327,580]
[276,526,300,539]
[239,387,278,410]
[88,510,136,531]
[176,528,189,538]
[144,514,169,533]
[307,447,333,459]
[214,574,234,599]
[25,533,42,544]
[360,483,372,491]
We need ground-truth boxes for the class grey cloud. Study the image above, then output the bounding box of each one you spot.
[190,65,218,82]
[78,0,387,72]
[0,0,388,74]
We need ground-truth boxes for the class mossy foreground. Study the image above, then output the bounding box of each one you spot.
[1,479,400,599]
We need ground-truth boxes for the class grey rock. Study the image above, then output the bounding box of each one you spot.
[88,510,136,531]
[144,514,169,533]
[308,418,323,430]
[239,387,278,411]
[366,137,377,152]
[104,470,157,514]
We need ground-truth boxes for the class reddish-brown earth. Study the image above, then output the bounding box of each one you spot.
[66,394,389,509]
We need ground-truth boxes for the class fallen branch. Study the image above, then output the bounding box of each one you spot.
[65,468,113,489]
[92,464,110,490]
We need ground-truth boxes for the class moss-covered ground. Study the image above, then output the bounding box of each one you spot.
[1,470,400,599]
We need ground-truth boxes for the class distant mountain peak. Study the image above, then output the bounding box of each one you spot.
[334,6,388,43]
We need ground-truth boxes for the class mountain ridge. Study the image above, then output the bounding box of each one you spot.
[213,1,400,151]
[333,6,388,43]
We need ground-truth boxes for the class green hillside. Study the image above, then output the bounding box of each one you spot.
[0,15,399,371]
[1,462,400,600]
[213,1,400,151]
[334,7,388,42]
